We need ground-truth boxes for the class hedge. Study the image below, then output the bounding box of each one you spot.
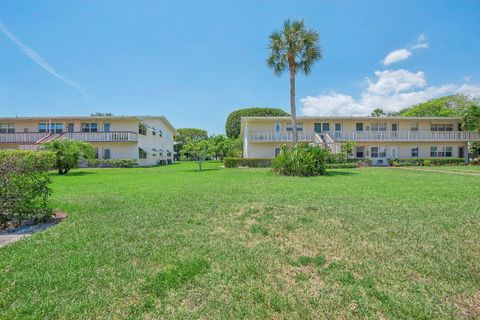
[325,163,359,169]
[84,159,137,168]
[0,150,56,227]
[224,157,272,168]
[387,158,465,167]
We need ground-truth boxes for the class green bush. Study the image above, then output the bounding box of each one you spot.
[387,158,465,166]
[470,159,480,165]
[224,157,272,168]
[0,150,55,227]
[326,152,348,164]
[225,108,289,138]
[85,159,136,168]
[43,139,95,174]
[325,163,358,169]
[272,144,329,176]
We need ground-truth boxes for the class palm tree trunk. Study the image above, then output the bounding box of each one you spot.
[289,60,297,144]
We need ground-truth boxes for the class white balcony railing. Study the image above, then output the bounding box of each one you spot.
[63,131,138,142]
[247,131,480,142]
[0,132,49,143]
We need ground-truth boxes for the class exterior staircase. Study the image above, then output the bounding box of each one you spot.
[314,132,342,153]
[19,132,65,151]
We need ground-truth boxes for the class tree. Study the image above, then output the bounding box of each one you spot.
[460,102,480,131]
[398,95,470,117]
[210,135,242,160]
[371,108,386,117]
[43,139,95,174]
[267,19,322,144]
[181,138,215,171]
[225,108,289,139]
[341,141,356,158]
[174,128,208,158]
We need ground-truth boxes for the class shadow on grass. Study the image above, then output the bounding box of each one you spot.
[323,170,358,177]
[184,168,221,172]
[55,171,98,177]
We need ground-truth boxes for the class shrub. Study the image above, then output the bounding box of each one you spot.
[325,163,358,169]
[224,157,272,168]
[326,152,348,164]
[272,144,329,176]
[387,158,465,166]
[84,159,136,168]
[470,159,480,165]
[0,150,55,227]
[43,139,95,174]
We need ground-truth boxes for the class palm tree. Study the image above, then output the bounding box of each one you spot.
[371,108,386,117]
[267,19,322,144]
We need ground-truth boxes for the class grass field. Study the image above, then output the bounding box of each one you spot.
[1,162,479,319]
[407,165,480,174]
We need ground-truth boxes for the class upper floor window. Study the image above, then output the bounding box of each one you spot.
[103,123,111,132]
[158,129,163,137]
[430,146,453,157]
[139,123,147,135]
[81,123,98,132]
[0,123,15,133]
[39,123,63,133]
[391,123,398,131]
[335,123,342,131]
[431,124,453,132]
[371,123,387,131]
[356,123,363,131]
[411,123,419,131]
[286,122,303,132]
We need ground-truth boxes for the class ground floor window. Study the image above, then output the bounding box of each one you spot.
[139,148,147,159]
[274,147,281,157]
[371,147,386,158]
[356,146,364,158]
[103,148,111,159]
[94,148,99,159]
[411,147,419,157]
[430,146,453,157]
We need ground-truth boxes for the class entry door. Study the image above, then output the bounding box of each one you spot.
[390,146,398,159]
[314,123,322,133]
[322,123,330,133]
[67,123,74,133]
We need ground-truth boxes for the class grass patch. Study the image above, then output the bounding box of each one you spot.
[0,161,479,319]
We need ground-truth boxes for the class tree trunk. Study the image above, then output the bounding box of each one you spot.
[288,56,297,144]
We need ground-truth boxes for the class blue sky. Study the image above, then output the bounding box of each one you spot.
[1,1,480,134]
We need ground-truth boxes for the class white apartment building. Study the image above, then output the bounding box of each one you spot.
[241,116,480,165]
[0,115,177,166]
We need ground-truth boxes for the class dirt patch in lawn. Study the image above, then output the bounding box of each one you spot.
[0,211,67,248]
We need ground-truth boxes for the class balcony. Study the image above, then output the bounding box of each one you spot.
[247,131,480,142]
[0,132,49,143]
[0,131,138,144]
[62,131,138,142]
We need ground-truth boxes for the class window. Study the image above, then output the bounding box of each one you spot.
[139,148,147,159]
[392,123,398,131]
[356,146,364,158]
[459,147,465,158]
[103,123,111,132]
[371,147,386,158]
[103,148,111,160]
[158,129,163,137]
[139,124,147,135]
[38,123,63,133]
[430,146,453,157]
[94,148,99,159]
[152,130,156,136]
[0,123,15,133]
[431,124,453,131]
[274,147,281,157]
[67,123,74,133]
[286,122,303,132]
[411,147,419,157]
[356,123,363,131]
[371,123,387,131]
[411,123,419,131]
[335,123,342,131]
[82,123,98,132]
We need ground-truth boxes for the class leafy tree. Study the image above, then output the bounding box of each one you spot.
[341,141,356,157]
[43,139,95,174]
[398,95,470,117]
[174,128,208,158]
[210,135,242,160]
[460,102,480,131]
[225,108,289,139]
[181,138,215,171]
[371,108,386,117]
[267,19,322,144]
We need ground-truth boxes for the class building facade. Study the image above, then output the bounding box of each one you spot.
[0,115,177,166]
[241,116,480,165]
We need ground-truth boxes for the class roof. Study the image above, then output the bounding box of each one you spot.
[0,115,178,135]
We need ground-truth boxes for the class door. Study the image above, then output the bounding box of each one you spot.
[67,123,74,133]
[322,123,330,133]
[314,123,322,133]
[390,146,398,159]
[459,147,464,159]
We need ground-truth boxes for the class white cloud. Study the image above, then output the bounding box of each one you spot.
[301,69,480,116]
[0,21,91,98]
[382,49,412,66]
[381,34,429,66]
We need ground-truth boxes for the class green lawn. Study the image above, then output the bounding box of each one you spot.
[1,162,479,319]
[408,165,480,174]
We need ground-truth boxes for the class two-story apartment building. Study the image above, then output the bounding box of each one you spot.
[241,116,480,165]
[0,115,177,166]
